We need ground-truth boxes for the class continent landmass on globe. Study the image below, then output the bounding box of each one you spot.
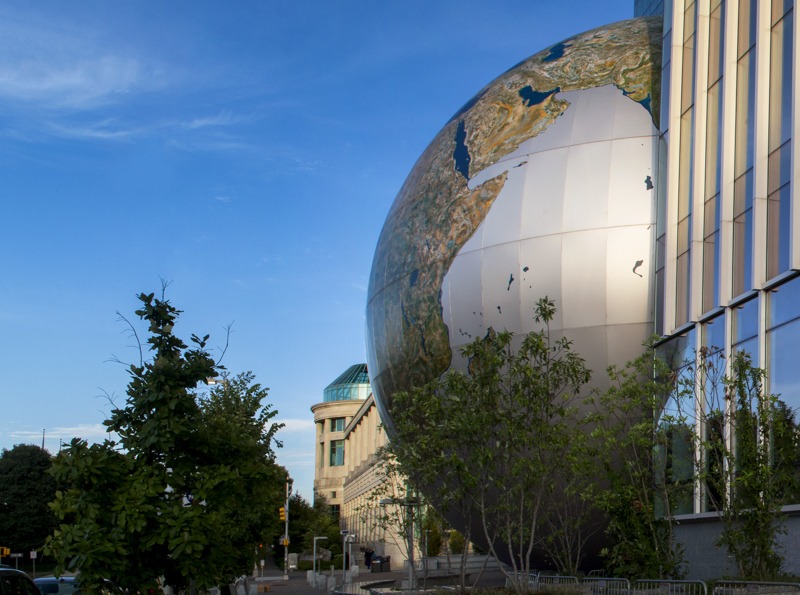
[367,17,662,416]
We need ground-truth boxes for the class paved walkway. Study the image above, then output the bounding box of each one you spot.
[246,574,399,595]
[245,557,406,595]
[243,558,506,595]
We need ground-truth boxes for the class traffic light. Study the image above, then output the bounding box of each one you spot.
[0,547,9,556]
[279,506,286,521]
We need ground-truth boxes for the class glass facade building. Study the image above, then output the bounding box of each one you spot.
[635,0,667,16]
[653,0,800,522]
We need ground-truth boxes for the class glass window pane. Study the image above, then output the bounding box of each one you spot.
[679,109,694,218]
[706,81,722,199]
[738,0,756,57]
[769,12,793,151]
[733,297,759,343]
[677,251,691,326]
[769,275,800,328]
[772,0,793,24]
[656,233,667,335]
[330,439,344,466]
[703,313,726,352]
[767,320,800,504]
[657,327,697,369]
[735,50,755,176]
[708,1,725,86]
[767,319,800,409]
[655,330,697,516]
[733,170,754,296]
[682,0,696,121]
[767,184,791,278]
[703,231,720,313]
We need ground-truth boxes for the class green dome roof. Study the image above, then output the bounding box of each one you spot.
[323,363,371,402]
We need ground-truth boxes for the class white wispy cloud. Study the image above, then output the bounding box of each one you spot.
[0,4,168,111]
[165,137,254,153]
[47,119,143,140]
[184,111,249,130]
[0,57,140,109]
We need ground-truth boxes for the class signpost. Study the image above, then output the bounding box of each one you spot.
[313,536,328,578]
[10,553,22,569]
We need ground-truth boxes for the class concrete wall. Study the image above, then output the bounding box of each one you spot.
[674,511,800,580]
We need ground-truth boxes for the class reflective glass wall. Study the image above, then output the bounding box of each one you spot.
[657,0,799,515]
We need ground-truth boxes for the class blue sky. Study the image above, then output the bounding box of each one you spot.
[0,1,633,500]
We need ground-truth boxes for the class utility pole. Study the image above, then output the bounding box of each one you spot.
[283,480,291,580]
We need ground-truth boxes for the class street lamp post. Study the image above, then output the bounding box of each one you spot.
[340,529,349,583]
[313,536,328,578]
[346,534,357,582]
[443,529,451,575]
[424,529,430,587]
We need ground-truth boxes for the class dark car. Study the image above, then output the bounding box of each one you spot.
[33,577,122,595]
[0,566,40,595]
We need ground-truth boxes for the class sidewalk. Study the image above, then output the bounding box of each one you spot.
[244,558,506,595]
[246,560,406,595]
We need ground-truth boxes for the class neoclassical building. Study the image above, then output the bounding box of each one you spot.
[339,394,411,570]
[311,364,372,519]
[312,366,415,571]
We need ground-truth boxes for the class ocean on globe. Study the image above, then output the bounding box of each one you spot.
[367,17,662,432]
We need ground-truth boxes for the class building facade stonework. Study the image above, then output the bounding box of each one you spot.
[312,366,412,571]
[311,364,371,518]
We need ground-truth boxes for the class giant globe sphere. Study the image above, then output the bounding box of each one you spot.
[367,17,662,433]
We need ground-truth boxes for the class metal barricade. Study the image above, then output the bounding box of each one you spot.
[537,574,580,592]
[713,582,800,595]
[581,576,631,595]
[634,580,708,595]
[505,571,539,591]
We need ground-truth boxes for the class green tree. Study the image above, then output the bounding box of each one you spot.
[421,509,443,558]
[590,341,686,579]
[448,530,465,557]
[299,495,342,561]
[46,290,285,593]
[685,350,797,579]
[0,444,56,554]
[197,372,287,579]
[389,297,594,593]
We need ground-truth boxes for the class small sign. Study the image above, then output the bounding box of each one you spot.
[260,559,265,568]
[10,553,22,559]
[30,551,37,560]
